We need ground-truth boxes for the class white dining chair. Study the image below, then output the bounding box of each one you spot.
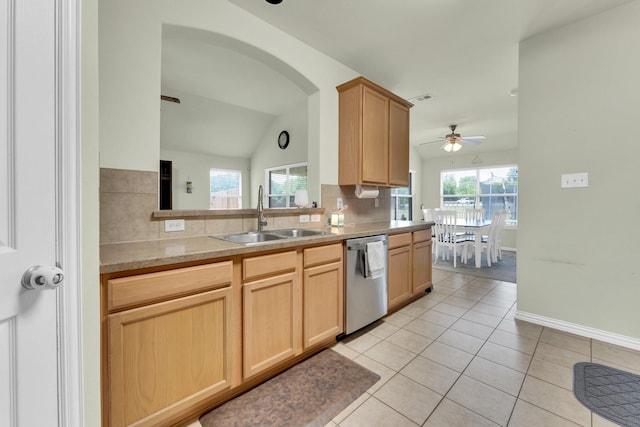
[464,208,485,222]
[433,210,470,268]
[462,208,485,239]
[493,210,507,261]
[481,210,506,266]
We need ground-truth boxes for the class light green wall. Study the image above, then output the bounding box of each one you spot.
[518,1,640,338]
[421,149,518,249]
[160,149,251,209]
[98,0,358,196]
[82,0,101,424]
[250,99,309,206]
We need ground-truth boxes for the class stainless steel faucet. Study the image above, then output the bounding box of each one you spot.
[257,185,267,232]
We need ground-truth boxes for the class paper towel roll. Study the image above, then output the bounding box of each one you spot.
[354,184,379,199]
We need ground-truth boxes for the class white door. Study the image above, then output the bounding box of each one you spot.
[0,0,79,425]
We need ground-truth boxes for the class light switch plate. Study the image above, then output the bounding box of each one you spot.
[165,219,185,232]
[561,172,589,188]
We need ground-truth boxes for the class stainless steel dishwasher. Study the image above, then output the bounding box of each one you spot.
[344,235,388,335]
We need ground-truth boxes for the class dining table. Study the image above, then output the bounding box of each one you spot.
[455,218,492,268]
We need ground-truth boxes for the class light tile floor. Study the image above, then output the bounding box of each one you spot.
[325,268,640,427]
[188,268,640,427]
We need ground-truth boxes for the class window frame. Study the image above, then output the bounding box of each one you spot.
[264,162,308,208]
[391,170,415,221]
[209,168,242,209]
[440,164,518,228]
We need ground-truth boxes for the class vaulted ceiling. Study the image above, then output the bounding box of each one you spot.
[162,0,634,159]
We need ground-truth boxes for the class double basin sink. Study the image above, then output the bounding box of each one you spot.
[214,228,329,245]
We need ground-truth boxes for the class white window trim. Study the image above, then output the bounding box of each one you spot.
[391,170,415,221]
[209,168,242,209]
[264,162,308,208]
[440,164,518,228]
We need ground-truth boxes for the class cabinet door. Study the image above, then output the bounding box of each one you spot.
[243,272,300,379]
[361,86,389,185]
[108,287,233,427]
[387,245,412,310]
[413,240,432,295]
[303,261,344,348]
[388,100,410,186]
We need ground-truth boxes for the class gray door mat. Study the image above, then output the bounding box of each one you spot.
[200,349,380,427]
[574,362,640,426]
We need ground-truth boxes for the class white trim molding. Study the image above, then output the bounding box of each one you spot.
[56,0,83,425]
[515,310,640,352]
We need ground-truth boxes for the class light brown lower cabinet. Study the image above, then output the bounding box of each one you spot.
[412,229,433,295]
[107,286,233,427]
[241,250,301,379]
[303,243,344,349]
[242,271,301,379]
[387,232,413,311]
[387,229,433,311]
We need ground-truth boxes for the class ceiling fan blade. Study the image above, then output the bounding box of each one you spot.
[418,138,444,146]
[463,135,486,140]
[460,138,483,145]
[161,95,181,104]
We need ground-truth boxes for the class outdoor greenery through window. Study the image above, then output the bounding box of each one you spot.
[391,170,414,221]
[265,162,308,208]
[210,168,242,209]
[441,165,518,226]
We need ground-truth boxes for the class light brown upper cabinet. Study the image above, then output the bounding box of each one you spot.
[337,76,413,187]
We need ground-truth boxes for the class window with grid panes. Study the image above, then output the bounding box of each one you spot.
[209,168,242,209]
[441,165,518,226]
[391,170,414,220]
[265,163,308,208]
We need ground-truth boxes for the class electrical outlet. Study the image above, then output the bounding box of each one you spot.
[561,172,589,188]
[337,197,343,210]
[374,198,379,208]
[573,172,589,188]
[165,219,185,232]
[310,214,321,222]
[299,215,310,223]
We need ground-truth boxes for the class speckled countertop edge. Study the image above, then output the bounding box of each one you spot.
[100,220,434,274]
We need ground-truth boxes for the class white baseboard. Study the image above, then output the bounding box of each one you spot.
[515,310,640,352]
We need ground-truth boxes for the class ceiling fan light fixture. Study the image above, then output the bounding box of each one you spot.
[443,142,462,152]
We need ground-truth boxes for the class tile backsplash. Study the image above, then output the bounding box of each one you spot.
[100,169,392,244]
[100,168,159,244]
[320,184,391,225]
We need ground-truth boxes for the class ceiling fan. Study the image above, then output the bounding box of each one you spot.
[160,95,181,104]
[420,124,485,152]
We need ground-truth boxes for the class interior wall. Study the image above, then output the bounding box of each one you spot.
[518,0,640,339]
[81,0,101,423]
[409,145,422,221]
[98,0,358,191]
[160,149,251,209]
[421,149,518,249]
[250,99,309,206]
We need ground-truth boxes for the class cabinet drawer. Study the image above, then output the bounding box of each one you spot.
[413,229,431,243]
[243,250,297,282]
[388,232,412,249]
[107,262,233,311]
[304,243,343,268]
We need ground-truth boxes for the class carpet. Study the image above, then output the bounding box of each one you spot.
[574,362,640,427]
[199,349,380,427]
[432,250,516,283]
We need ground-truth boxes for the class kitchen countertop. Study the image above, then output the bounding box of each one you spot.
[100,220,433,274]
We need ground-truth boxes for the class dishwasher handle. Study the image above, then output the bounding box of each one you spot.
[360,248,370,279]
